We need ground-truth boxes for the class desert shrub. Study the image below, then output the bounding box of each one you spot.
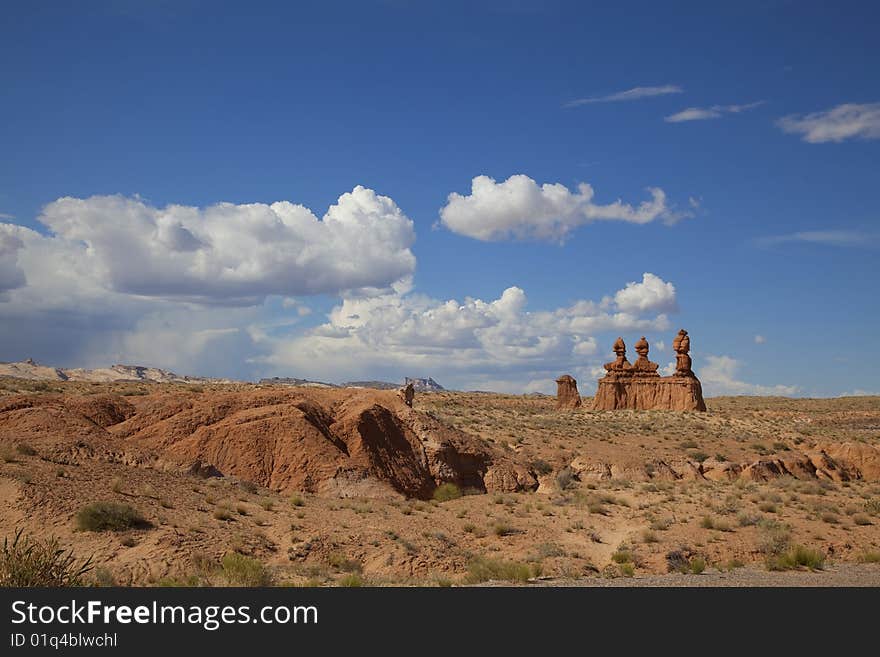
[852,513,872,526]
[555,467,576,491]
[766,545,824,571]
[701,516,734,532]
[92,566,116,587]
[464,556,536,584]
[858,551,880,563]
[213,507,233,521]
[260,499,274,512]
[0,445,17,463]
[689,556,706,574]
[327,553,362,573]
[650,517,673,531]
[75,502,149,532]
[611,550,633,564]
[16,443,37,457]
[432,483,462,502]
[290,493,304,507]
[641,530,659,543]
[529,459,553,476]
[666,549,704,575]
[689,451,709,463]
[220,552,271,586]
[239,480,258,495]
[534,542,565,558]
[757,520,791,556]
[1,528,93,586]
[338,573,364,587]
[493,522,516,537]
[619,562,635,577]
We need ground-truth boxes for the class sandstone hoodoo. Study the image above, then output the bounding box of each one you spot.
[555,375,582,409]
[592,330,707,411]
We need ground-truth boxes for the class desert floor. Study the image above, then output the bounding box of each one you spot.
[1,379,879,586]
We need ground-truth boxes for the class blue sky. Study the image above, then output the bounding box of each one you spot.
[1,1,878,396]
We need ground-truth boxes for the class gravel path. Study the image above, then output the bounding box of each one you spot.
[533,563,880,587]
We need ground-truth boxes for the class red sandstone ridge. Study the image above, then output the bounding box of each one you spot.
[592,332,707,411]
[0,388,537,499]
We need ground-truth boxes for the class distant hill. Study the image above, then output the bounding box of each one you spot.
[405,377,445,392]
[0,359,233,384]
[258,377,337,388]
[342,380,399,390]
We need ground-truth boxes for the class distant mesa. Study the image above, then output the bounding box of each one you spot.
[0,359,231,384]
[404,377,446,393]
[259,376,338,388]
[591,331,706,411]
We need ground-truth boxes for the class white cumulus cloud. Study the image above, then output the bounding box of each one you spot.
[613,273,678,314]
[7,186,416,305]
[777,102,880,143]
[439,174,687,242]
[252,274,678,391]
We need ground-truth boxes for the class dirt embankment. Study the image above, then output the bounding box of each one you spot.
[0,388,536,499]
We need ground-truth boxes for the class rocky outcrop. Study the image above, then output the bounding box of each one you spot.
[591,333,707,411]
[565,441,880,484]
[555,375,582,409]
[0,388,536,499]
[593,376,707,411]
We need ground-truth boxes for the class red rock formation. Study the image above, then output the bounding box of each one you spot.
[592,332,707,411]
[0,388,538,499]
[555,374,582,409]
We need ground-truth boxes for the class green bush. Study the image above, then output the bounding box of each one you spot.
[766,545,824,571]
[327,553,362,573]
[689,556,706,574]
[220,552,272,586]
[1,528,93,586]
[529,459,553,476]
[464,556,537,584]
[75,502,150,532]
[432,483,462,502]
[338,573,364,587]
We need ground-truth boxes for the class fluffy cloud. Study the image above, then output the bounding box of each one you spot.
[252,275,677,391]
[777,102,880,143]
[754,335,766,344]
[665,101,764,123]
[5,186,416,305]
[0,231,26,296]
[613,273,678,314]
[564,85,682,108]
[439,174,686,242]
[700,355,797,396]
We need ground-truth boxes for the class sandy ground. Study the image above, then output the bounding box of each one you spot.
[1,380,878,586]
